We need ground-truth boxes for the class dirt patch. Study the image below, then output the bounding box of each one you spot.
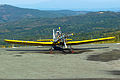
[14,55,22,57]
[108,70,120,75]
[87,49,120,62]
[19,52,26,54]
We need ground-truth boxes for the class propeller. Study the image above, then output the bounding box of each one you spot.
[53,29,73,48]
[55,33,73,42]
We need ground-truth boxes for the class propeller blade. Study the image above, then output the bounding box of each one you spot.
[64,40,67,48]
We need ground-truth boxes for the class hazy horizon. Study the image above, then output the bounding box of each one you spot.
[0,0,120,11]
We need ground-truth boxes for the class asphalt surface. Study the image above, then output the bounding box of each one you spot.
[0,43,120,79]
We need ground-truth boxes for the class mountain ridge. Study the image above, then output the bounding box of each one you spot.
[0,4,89,23]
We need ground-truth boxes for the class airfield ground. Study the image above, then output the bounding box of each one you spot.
[0,43,120,79]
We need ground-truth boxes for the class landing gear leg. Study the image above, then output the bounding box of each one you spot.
[70,45,74,53]
[49,47,53,54]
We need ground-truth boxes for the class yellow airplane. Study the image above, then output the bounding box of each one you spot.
[4,27,115,53]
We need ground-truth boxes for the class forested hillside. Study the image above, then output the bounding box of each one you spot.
[0,4,88,23]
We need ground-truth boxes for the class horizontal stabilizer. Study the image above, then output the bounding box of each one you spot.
[37,39,53,41]
[37,39,72,42]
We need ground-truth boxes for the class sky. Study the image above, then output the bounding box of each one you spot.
[0,0,120,10]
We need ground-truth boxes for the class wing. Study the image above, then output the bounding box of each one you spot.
[4,39,53,46]
[66,37,115,45]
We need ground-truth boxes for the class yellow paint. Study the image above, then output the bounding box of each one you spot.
[37,39,53,41]
[37,39,72,41]
[66,39,72,41]
[59,27,61,30]
[66,37,115,45]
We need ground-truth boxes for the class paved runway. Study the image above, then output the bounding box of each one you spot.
[0,43,120,79]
